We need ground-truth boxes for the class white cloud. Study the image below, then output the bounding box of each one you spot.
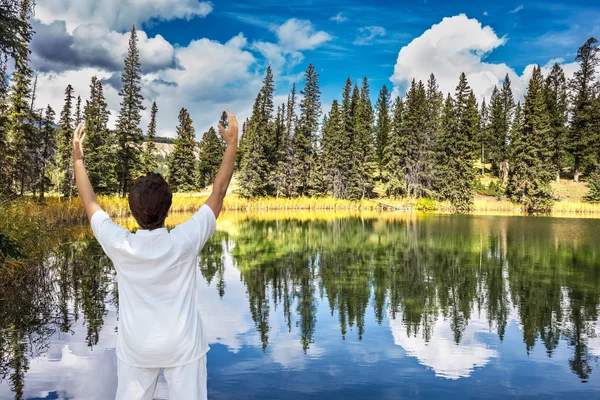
[330,13,348,24]
[389,14,584,104]
[36,0,213,32]
[389,313,497,379]
[353,26,386,46]
[31,19,177,74]
[252,19,332,76]
[276,19,333,52]
[510,5,524,14]
[484,11,489,16]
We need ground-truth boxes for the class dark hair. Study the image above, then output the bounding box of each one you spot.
[128,173,172,230]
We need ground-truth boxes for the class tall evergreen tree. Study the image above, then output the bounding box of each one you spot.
[269,104,290,197]
[403,79,429,198]
[544,63,568,183]
[425,74,444,193]
[384,96,406,197]
[239,67,275,197]
[56,84,74,198]
[437,73,479,209]
[140,101,158,175]
[6,0,34,195]
[374,84,391,179]
[75,95,82,125]
[0,0,33,62]
[355,77,375,197]
[115,26,145,196]
[167,108,197,192]
[508,66,554,212]
[38,105,56,200]
[293,64,322,196]
[84,77,117,194]
[568,37,599,182]
[345,83,363,200]
[479,99,490,176]
[323,99,345,198]
[0,61,10,193]
[489,75,514,184]
[197,126,226,188]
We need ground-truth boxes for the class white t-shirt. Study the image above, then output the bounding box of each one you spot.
[90,204,216,368]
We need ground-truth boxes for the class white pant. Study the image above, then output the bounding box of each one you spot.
[116,356,207,400]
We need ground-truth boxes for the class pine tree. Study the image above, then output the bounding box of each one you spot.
[238,67,275,197]
[425,73,444,194]
[479,99,490,176]
[197,126,225,188]
[545,63,568,183]
[403,79,429,198]
[38,105,56,200]
[569,37,599,182]
[0,61,10,193]
[293,64,322,196]
[56,84,74,198]
[345,83,363,200]
[437,73,478,209]
[384,96,406,197]
[167,108,197,192]
[140,101,158,175]
[323,99,345,198]
[0,0,33,62]
[115,26,145,196]
[488,75,514,184]
[508,66,554,213]
[374,84,391,179]
[270,85,296,197]
[6,0,34,195]
[75,95,82,125]
[585,166,600,203]
[84,77,117,194]
[355,77,375,197]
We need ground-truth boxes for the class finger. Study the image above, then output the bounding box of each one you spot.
[76,123,83,140]
[218,124,227,136]
[73,124,80,141]
[80,130,86,143]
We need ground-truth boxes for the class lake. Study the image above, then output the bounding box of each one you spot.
[1,211,600,399]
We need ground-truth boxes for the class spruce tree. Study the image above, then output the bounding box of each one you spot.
[374,84,391,179]
[293,64,322,196]
[197,126,225,188]
[141,101,159,175]
[384,96,406,197]
[403,79,429,198]
[239,68,275,197]
[0,61,10,193]
[437,73,478,209]
[239,67,275,197]
[56,84,74,198]
[355,77,375,197]
[115,26,145,196]
[479,99,490,176]
[38,105,56,200]
[508,66,554,213]
[425,73,444,194]
[167,108,197,192]
[0,0,33,62]
[75,95,82,125]
[269,104,290,197]
[345,83,363,200]
[568,37,599,182]
[271,85,297,197]
[6,0,34,195]
[84,77,117,194]
[585,166,600,203]
[488,75,514,184]
[323,99,345,198]
[544,63,568,183]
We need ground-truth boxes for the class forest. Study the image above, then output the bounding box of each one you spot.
[1,1,600,213]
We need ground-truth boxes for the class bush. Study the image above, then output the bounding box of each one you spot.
[474,178,504,199]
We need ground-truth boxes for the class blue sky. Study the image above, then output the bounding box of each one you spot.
[29,0,600,137]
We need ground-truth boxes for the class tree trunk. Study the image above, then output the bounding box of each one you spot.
[481,144,485,177]
[501,161,509,186]
[574,157,581,183]
[556,169,560,184]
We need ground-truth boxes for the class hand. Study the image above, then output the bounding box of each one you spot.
[72,123,86,161]
[218,110,238,147]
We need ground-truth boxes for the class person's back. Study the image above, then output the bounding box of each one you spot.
[72,111,239,400]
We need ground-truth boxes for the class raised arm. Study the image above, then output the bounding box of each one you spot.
[73,123,102,222]
[205,110,238,219]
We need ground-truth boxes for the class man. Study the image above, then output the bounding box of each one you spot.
[73,111,238,399]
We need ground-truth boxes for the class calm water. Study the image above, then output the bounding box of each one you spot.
[1,212,600,399]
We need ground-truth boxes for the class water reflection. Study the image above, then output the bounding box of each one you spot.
[1,213,600,399]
